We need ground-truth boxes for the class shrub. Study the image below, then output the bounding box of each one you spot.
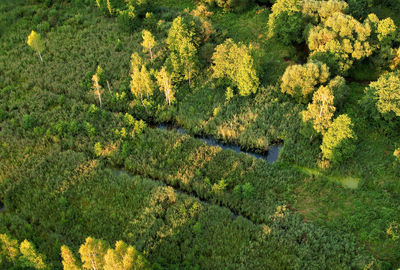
[21,114,35,130]
[117,7,139,33]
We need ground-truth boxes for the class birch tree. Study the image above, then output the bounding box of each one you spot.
[141,30,156,62]
[92,73,103,109]
[79,237,109,270]
[156,66,174,105]
[27,30,44,62]
[302,85,336,134]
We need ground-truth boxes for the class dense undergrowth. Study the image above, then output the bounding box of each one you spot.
[1,0,400,269]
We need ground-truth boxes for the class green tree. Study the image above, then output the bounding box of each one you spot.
[268,0,304,45]
[27,30,44,62]
[302,85,336,134]
[212,38,259,96]
[281,61,330,102]
[61,245,82,270]
[321,114,357,163]
[141,30,156,62]
[79,237,109,270]
[166,16,199,85]
[156,66,174,105]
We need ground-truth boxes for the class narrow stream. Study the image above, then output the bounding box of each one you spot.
[157,124,283,163]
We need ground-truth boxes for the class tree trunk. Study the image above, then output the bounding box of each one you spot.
[308,134,314,145]
[97,89,102,109]
[38,51,43,62]
[107,80,112,95]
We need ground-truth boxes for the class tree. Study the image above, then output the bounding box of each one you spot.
[104,240,149,270]
[61,245,82,270]
[141,30,156,62]
[156,66,174,105]
[62,238,150,270]
[303,0,348,23]
[281,61,330,102]
[92,74,103,109]
[19,240,48,269]
[307,12,399,75]
[0,234,19,265]
[79,237,109,270]
[321,114,357,163]
[307,12,373,74]
[106,0,113,16]
[267,0,304,45]
[327,75,348,109]
[302,85,336,135]
[27,30,44,62]
[366,71,400,117]
[166,16,199,85]
[212,38,259,96]
[130,64,152,109]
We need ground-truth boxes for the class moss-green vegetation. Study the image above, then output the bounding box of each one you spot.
[1,0,400,269]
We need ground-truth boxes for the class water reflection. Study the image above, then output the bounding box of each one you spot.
[157,124,283,163]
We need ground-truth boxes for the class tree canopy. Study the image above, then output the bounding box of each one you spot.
[281,61,330,102]
[321,114,357,163]
[212,38,259,96]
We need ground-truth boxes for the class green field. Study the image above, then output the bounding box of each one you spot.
[1,0,400,269]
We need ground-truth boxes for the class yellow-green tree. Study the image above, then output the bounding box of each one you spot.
[61,238,150,270]
[366,71,400,117]
[0,233,19,266]
[130,64,152,109]
[79,237,109,270]
[61,246,82,270]
[19,240,48,269]
[166,16,199,86]
[281,61,330,102]
[141,30,156,62]
[0,234,48,269]
[156,66,174,105]
[302,85,336,134]
[104,240,149,270]
[212,38,259,96]
[321,114,357,163]
[27,30,44,62]
[303,0,348,23]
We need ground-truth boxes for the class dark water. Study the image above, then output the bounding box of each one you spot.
[0,201,5,213]
[157,124,283,163]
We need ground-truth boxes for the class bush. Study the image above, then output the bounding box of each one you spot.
[117,8,139,33]
[21,114,35,130]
